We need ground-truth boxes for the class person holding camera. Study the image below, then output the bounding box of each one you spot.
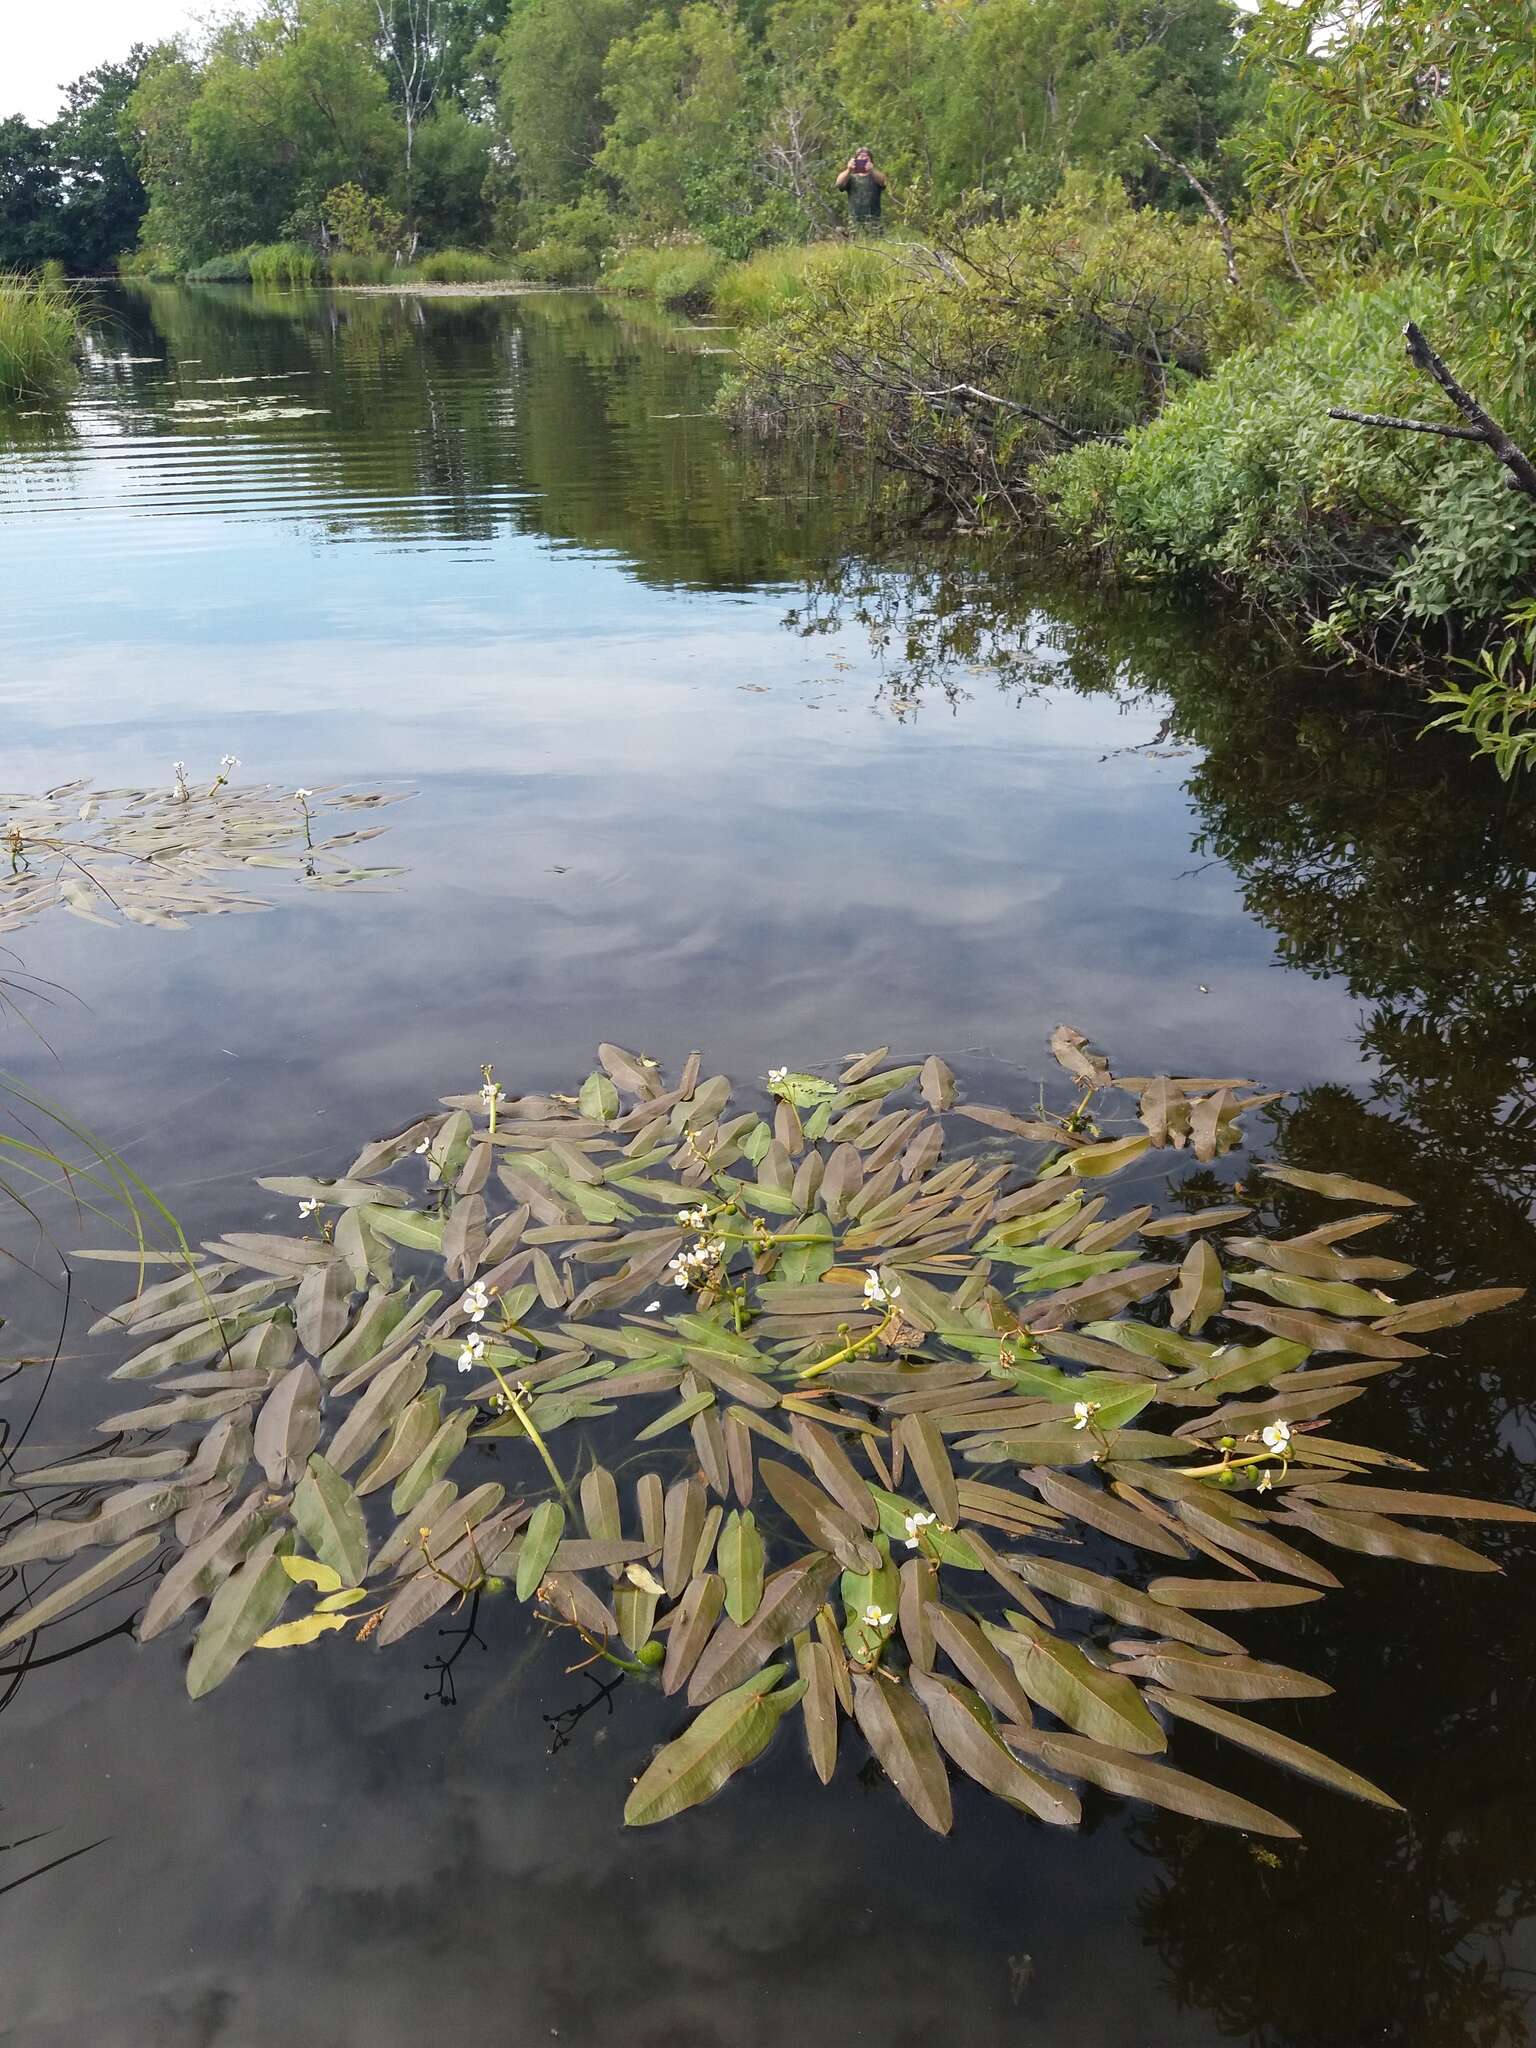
[836,147,888,229]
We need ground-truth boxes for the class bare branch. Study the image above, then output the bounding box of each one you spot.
[1144,134,1238,288]
[1327,408,1488,443]
[1403,322,1536,499]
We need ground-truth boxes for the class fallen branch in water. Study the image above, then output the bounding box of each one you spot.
[1328,323,1536,501]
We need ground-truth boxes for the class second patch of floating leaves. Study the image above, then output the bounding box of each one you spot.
[15,1031,1533,1838]
[0,774,407,934]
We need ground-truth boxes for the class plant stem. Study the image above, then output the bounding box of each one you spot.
[486,1358,577,1513]
[796,1309,894,1380]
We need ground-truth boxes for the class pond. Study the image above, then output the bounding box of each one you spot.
[1,282,1533,2048]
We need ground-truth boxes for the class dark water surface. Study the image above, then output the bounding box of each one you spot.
[1,285,1534,2048]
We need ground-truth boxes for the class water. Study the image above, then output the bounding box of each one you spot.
[1,284,1533,2047]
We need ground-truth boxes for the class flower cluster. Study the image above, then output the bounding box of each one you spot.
[457,1331,486,1374]
[669,1235,727,1288]
[460,1280,491,1323]
[297,1197,321,1220]
[676,1205,711,1230]
[480,1079,504,1113]
[903,1510,937,1550]
[172,761,190,802]
[864,1268,901,1309]
[220,754,240,774]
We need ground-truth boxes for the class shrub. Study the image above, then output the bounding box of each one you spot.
[602,241,724,308]
[414,248,507,283]
[517,240,594,284]
[325,249,397,285]
[0,270,79,403]
[247,242,320,288]
[711,239,894,328]
[1036,273,1536,643]
[185,248,255,283]
[320,183,405,260]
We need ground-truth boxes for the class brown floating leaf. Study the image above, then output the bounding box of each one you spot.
[687,1553,840,1705]
[910,1670,1079,1825]
[1147,1576,1324,1613]
[757,1460,881,1574]
[1260,1165,1414,1208]
[929,1604,1035,1728]
[662,1573,727,1695]
[1280,1504,1500,1572]
[1370,1287,1526,1336]
[1028,1263,1181,1332]
[1222,1305,1426,1359]
[253,1362,322,1487]
[1147,1688,1400,1809]
[0,1532,161,1654]
[1005,1553,1242,1653]
[896,1413,960,1528]
[1116,1644,1332,1701]
[954,1104,1072,1144]
[1140,1206,1254,1238]
[852,1671,953,1834]
[1050,1025,1111,1089]
[1001,1725,1298,1838]
[795,1633,839,1783]
[625,1666,805,1826]
[1169,1240,1224,1334]
[1294,1483,1536,1524]
[919,1055,956,1111]
[1024,1468,1191,1561]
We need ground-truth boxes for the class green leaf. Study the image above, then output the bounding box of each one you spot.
[362,1206,446,1252]
[293,1454,369,1586]
[579,1071,621,1121]
[767,1071,838,1108]
[187,1545,292,1698]
[984,1614,1165,1753]
[517,1501,566,1602]
[625,1667,805,1825]
[718,1509,765,1624]
[280,1554,343,1594]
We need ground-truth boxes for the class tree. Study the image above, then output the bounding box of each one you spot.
[598,4,763,239]
[371,1,507,220]
[50,48,152,271]
[0,117,61,268]
[497,0,641,215]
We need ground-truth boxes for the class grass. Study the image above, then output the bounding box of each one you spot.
[0,271,80,404]
[413,248,508,284]
[601,236,901,323]
[601,242,727,310]
[247,242,321,288]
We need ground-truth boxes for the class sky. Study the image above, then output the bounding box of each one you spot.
[7,3,207,122]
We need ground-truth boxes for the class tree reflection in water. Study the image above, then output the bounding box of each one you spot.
[788,548,1536,2048]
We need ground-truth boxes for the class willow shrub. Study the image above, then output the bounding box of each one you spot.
[0,271,80,404]
[1037,276,1536,651]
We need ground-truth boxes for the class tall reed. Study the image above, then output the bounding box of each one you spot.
[0,272,80,404]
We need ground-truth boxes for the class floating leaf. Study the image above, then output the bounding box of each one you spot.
[1001,1725,1298,1837]
[1147,1688,1400,1808]
[985,1614,1165,1753]
[186,1545,292,1697]
[293,1455,369,1586]
[517,1501,566,1602]
[0,1533,160,1654]
[910,1670,1079,1825]
[625,1666,805,1826]
[851,1671,952,1834]
[255,1613,351,1649]
[1259,1166,1413,1207]
[718,1509,765,1624]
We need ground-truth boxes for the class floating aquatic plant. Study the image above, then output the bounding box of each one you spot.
[0,773,407,934]
[4,1029,1530,1838]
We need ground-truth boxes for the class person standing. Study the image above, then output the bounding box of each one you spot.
[836,147,888,229]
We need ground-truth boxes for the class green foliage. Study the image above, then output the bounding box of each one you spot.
[710,237,892,325]
[1038,276,1536,645]
[498,0,641,213]
[1423,603,1536,781]
[1243,0,1536,402]
[322,182,407,257]
[248,243,322,289]
[0,271,80,403]
[185,247,256,283]
[517,240,596,284]
[0,118,62,270]
[414,247,506,282]
[603,241,727,308]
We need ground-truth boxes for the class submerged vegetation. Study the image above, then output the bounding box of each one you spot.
[4,1029,1527,1838]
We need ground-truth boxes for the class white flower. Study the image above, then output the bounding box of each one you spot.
[220,754,240,773]
[668,1233,728,1289]
[294,787,313,801]
[1072,1399,1101,1431]
[414,1135,441,1183]
[297,1197,321,1219]
[676,1205,709,1229]
[1257,1469,1273,1494]
[767,1066,788,1085]
[172,761,190,799]
[460,1280,491,1323]
[903,1510,937,1550]
[644,1300,661,1313]
[862,1605,893,1630]
[864,1268,888,1307]
[456,1332,486,1373]
[1261,1419,1292,1455]
[415,1136,430,1154]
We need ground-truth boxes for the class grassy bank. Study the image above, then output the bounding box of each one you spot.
[0,271,80,404]
[151,244,526,288]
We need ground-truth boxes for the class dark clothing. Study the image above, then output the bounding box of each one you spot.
[845,171,883,223]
